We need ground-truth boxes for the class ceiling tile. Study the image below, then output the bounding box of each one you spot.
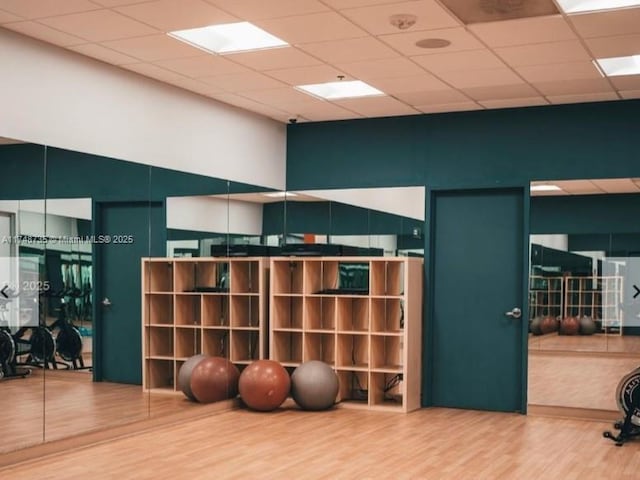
[226,47,321,71]
[415,101,482,113]
[461,84,540,101]
[299,37,398,64]
[394,88,470,105]
[495,40,592,67]
[469,15,576,47]
[153,55,247,77]
[340,1,459,36]
[532,78,614,96]
[69,43,140,65]
[39,10,158,42]
[239,87,318,105]
[123,62,192,84]
[200,71,286,91]
[334,95,418,117]
[620,90,640,99]
[337,57,426,80]
[173,79,226,97]
[255,12,367,44]
[379,27,485,56]
[547,92,619,105]
[92,0,153,6]
[0,0,98,19]
[275,98,360,121]
[479,97,549,109]
[592,178,640,194]
[2,21,86,46]
[412,49,505,73]
[0,9,22,22]
[210,92,290,120]
[367,73,449,93]
[610,75,640,90]
[207,0,329,20]
[437,67,524,89]
[116,0,237,32]
[102,34,204,61]
[554,180,603,195]
[569,7,640,38]
[516,62,602,83]
[323,0,408,8]
[586,34,640,59]
[267,65,350,85]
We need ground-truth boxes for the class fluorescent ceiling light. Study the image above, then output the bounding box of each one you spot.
[168,22,288,54]
[531,184,562,192]
[595,55,640,77]
[263,192,297,198]
[296,80,384,100]
[555,0,640,14]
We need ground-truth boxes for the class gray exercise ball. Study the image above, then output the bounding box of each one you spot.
[291,360,339,411]
[579,316,598,335]
[178,354,206,401]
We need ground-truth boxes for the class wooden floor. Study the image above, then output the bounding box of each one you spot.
[529,333,640,353]
[1,405,638,479]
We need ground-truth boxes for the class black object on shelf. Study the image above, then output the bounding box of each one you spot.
[316,288,369,295]
[187,286,229,293]
[280,243,383,257]
[210,244,281,257]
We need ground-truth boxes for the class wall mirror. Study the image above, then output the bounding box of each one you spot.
[528,178,640,413]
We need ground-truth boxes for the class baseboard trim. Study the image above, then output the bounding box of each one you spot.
[528,404,619,422]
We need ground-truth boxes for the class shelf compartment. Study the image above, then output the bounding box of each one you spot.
[144,294,173,325]
[337,334,369,370]
[271,260,304,294]
[272,295,303,330]
[337,370,369,404]
[231,330,260,363]
[144,261,173,292]
[370,260,403,296]
[304,296,336,331]
[202,295,229,327]
[203,329,229,358]
[231,295,260,328]
[304,260,339,294]
[145,359,174,390]
[337,297,369,332]
[174,294,201,326]
[272,331,302,365]
[230,260,260,294]
[147,326,174,357]
[370,372,403,408]
[370,335,403,371]
[174,261,228,293]
[370,298,403,333]
[175,327,202,359]
[303,332,335,365]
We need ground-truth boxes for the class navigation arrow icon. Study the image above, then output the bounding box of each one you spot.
[634,285,640,299]
[0,286,8,299]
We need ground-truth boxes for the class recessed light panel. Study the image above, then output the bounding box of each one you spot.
[556,0,640,14]
[531,184,562,192]
[169,22,288,54]
[296,80,384,100]
[596,55,640,77]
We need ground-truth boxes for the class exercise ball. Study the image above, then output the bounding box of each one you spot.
[580,316,598,335]
[530,316,543,336]
[238,360,290,412]
[190,356,240,404]
[560,316,580,335]
[178,354,206,401]
[540,316,559,334]
[291,361,339,411]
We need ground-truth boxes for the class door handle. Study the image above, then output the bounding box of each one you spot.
[505,307,521,319]
[102,298,112,307]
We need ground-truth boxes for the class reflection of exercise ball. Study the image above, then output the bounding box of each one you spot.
[291,361,339,411]
[178,354,206,401]
[560,316,580,335]
[239,360,290,412]
[580,316,597,335]
[190,356,240,404]
[530,317,543,336]
[540,316,559,334]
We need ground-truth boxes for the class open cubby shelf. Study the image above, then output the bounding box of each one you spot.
[142,257,268,393]
[269,256,423,412]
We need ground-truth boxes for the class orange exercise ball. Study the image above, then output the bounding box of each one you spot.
[540,316,559,334]
[238,360,290,412]
[190,356,240,404]
[560,316,580,335]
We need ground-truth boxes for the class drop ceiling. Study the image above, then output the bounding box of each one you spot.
[531,178,640,196]
[1,0,639,123]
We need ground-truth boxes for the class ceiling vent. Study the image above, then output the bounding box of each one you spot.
[439,0,559,24]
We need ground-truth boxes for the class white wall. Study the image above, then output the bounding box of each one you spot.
[166,196,262,235]
[530,234,568,251]
[0,29,286,190]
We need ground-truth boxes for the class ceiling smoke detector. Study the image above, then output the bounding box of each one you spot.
[389,14,418,30]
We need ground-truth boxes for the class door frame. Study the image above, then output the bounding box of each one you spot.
[422,185,531,413]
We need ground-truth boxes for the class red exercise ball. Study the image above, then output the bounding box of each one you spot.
[560,316,580,335]
[540,316,559,334]
[238,360,290,412]
[190,356,240,404]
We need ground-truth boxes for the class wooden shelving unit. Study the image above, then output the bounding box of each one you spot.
[142,258,268,393]
[529,276,564,318]
[269,256,423,413]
